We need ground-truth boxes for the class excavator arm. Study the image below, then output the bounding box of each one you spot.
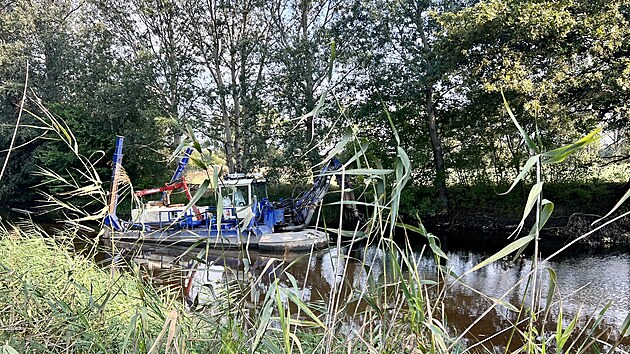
[134,147,203,220]
[280,156,361,230]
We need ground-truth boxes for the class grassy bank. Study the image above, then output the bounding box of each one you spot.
[0,224,187,352]
[0,222,462,353]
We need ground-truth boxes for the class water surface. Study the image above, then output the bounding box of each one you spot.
[102,237,630,351]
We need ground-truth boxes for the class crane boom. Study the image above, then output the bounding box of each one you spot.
[134,147,202,220]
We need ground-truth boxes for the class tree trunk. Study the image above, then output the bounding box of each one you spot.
[214,51,235,173]
[165,8,180,148]
[207,11,235,174]
[231,55,243,173]
[426,86,448,211]
[300,0,319,166]
[222,109,235,174]
[415,6,448,211]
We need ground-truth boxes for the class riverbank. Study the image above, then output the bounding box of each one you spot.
[2,180,628,248]
[406,181,630,247]
[424,213,630,248]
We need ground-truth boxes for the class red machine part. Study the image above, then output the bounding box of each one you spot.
[135,177,203,220]
[135,181,186,197]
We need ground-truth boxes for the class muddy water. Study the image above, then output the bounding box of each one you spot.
[105,239,630,351]
[431,248,630,351]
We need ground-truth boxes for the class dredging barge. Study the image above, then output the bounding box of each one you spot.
[102,136,344,251]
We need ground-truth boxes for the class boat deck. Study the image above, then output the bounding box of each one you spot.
[103,227,328,252]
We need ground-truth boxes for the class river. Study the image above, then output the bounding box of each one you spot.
[103,237,630,352]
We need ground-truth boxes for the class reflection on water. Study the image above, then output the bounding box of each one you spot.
[104,240,630,350]
[444,250,630,327]
[439,250,630,350]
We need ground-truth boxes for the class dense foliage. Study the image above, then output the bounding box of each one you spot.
[0,0,628,211]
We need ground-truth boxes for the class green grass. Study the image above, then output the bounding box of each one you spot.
[0,224,170,352]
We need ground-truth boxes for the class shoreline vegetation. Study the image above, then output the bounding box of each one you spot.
[0,97,626,353]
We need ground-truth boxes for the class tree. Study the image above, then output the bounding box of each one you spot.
[438,0,630,184]
[185,0,271,174]
[333,0,474,210]
[95,0,200,147]
[266,0,344,179]
[0,0,173,205]
[0,0,73,202]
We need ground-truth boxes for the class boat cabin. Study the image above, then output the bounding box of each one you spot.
[219,173,268,219]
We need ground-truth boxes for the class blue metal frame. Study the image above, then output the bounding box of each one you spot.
[170,147,193,184]
[104,135,124,231]
[161,147,193,203]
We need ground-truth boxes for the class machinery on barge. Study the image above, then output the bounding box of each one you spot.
[102,136,358,251]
